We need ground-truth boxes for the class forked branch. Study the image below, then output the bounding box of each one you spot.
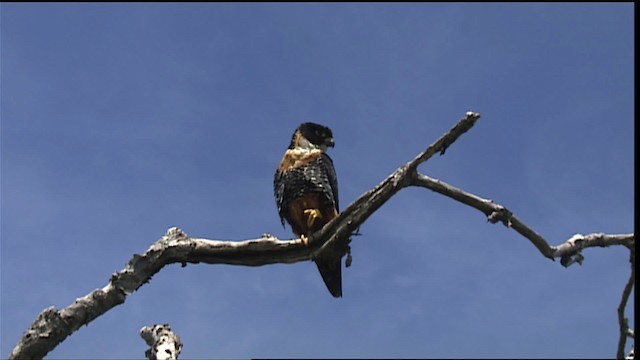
[9,111,633,359]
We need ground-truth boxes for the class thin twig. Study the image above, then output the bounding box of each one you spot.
[410,173,555,258]
[409,174,635,264]
[617,249,635,360]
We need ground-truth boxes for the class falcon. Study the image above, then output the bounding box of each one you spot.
[274,122,342,298]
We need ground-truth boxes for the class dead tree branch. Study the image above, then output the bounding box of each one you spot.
[409,174,635,264]
[410,173,555,258]
[554,233,634,267]
[140,324,182,360]
[8,111,480,359]
[617,249,635,360]
[8,111,634,359]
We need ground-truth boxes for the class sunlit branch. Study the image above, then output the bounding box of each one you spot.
[8,111,632,360]
[8,112,480,359]
[409,173,555,258]
[409,174,635,265]
[140,324,182,360]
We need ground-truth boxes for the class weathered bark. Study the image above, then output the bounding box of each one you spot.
[140,324,182,360]
[8,111,634,359]
[616,249,635,360]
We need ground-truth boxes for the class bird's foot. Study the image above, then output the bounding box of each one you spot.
[304,208,323,228]
[300,234,310,246]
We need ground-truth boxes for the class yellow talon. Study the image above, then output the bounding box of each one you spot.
[304,208,323,228]
[300,234,309,246]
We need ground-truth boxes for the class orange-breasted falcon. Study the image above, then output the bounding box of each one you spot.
[274,122,342,298]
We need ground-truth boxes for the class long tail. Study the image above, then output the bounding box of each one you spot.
[315,255,342,298]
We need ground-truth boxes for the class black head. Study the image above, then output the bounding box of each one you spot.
[290,122,335,150]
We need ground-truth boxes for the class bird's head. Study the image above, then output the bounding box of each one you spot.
[290,122,335,151]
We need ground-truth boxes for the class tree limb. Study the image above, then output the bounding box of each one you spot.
[410,173,555,258]
[409,174,635,264]
[8,111,633,359]
[307,111,482,257]
[8,111,481,359]
[554,233,634,267]
[140,324,182,360]
[617,248,635,360]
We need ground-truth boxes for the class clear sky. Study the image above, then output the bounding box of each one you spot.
[1,3,634,359]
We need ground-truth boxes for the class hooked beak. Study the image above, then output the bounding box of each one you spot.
[325,137,335,148]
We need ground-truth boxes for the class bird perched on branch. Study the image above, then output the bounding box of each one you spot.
[274,122,343,298]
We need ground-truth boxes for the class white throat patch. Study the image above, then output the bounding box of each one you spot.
[297,136,327,152]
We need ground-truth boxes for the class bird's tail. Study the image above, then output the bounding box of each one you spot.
[315,255,342,298]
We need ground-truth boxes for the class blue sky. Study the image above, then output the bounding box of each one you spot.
[1,3,634,359]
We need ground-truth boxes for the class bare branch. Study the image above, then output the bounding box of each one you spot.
[309,111,481,257]
[407,111,481,167]
[410,173,555,259]
[9,112,480,359]
[553,233,634,267]
[617,249,635,360]
[8,110,632,359]
[7,229,309,360]
[408,170,635,359]
[141,324,182,360]
[409,173,635,264]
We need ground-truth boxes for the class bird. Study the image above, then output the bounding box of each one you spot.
[274,122,343,298]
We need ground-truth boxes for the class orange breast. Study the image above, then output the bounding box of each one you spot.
[288,193,338,237]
